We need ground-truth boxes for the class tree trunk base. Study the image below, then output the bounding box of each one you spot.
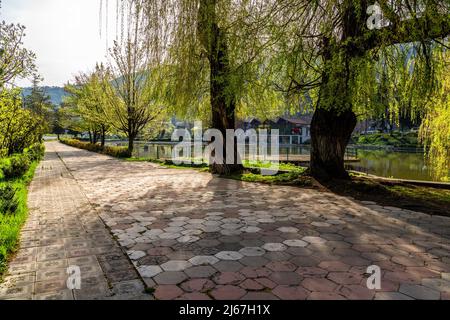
[210,163,244,175]
[310,108,357,181]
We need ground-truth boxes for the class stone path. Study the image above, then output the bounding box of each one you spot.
[1,141,450,300]
[0,143,148,300]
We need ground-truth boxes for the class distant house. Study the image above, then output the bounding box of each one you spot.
[240,116,312,145]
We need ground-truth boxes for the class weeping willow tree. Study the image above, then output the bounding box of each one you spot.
[105,0,450,179]
[109,0,284,174]
[419,50,450,181]
[262,0,450,180]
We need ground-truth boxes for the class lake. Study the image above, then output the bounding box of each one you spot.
[107,141,447,182]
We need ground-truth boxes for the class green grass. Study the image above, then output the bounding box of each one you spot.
[0,161,38,276]
[229,171,312,186]
[387,184,450,204]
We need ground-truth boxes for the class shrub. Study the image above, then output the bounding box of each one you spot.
[24,143,45,161]
[60,138,130,159]
[0,154,30,180]
[0,183,18,215]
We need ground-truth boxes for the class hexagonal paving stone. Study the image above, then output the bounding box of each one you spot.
[269,272,303,285]
[137,265,162,278]
[189,256,220,266]
[283,240,308,247]
[182,229,203,236]
[239,247,266,257]
[327,272,362,285]
[161,260,192,272]
[272,285,309,300]
[262,243,287,252]
[399,284,441,300]
[154,285,183,300]
[215,251,244,261]
[302,236,327,244]
[277,227,299,233]
[177,236,200,243]
[267,261,297,272]
[158,233,180,240]
[184,266,217,278]
[180,279,215,293]
[214,261,245,272]
[239,256,269,268]
[422,278,450,293]
[127,250,146,260]
[213,272,245,285]
[318,261,351,272]
[311,222,331,227]
[241,227,261,233]
[154,272,187,285]
[210,285,246,300]
[302,278,338,292]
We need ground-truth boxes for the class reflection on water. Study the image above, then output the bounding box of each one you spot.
[346,149,448,182]
[108,141,447,182]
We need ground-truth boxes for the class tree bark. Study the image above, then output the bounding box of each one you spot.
[310,108,357,180]
[199,0,243,175]
[310,41,358,181]
[127,132,135,157]
[100,125,106,148]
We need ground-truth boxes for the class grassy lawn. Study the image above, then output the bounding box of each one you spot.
[323,177,450,217]
[0,161,39,276]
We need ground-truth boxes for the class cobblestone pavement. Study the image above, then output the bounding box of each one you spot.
[0,143,149,300]
[2,141,450,300]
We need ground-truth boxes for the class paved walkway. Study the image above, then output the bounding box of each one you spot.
[0,143,148,300]
[1,141,450,300]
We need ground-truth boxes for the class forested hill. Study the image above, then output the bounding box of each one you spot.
[21,86,67,105]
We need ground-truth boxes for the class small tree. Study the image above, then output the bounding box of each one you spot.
[64,66,111,146]
[0,20,36,87]
[0,88,45,155]
[104,3,165,156]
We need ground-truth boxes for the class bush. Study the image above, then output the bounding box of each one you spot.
[0,183,18,215]
[0,154,31,180]
[60,138,130,158]
[24,143,45,161]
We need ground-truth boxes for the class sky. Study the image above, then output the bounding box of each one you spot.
[1,0,116,87]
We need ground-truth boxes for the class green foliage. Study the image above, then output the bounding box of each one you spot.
[0,89,46,156]
[355,132,419,147]
[420,51,450,181]
[0,143,44,181]
[230,171,312,187]
[0,20,36,86]
[0,154,30,180]
[60,138,130,158]
[24,143,45,162]
[0,158,39,276]
[0,184,18,215]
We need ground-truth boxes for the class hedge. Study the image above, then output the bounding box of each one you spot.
[59,138,131,158]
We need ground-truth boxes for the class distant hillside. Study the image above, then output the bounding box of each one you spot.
[21,86,67,105]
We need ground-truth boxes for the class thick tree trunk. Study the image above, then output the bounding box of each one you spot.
[200,0,243,175]
[310,108,357,180]
[310,44,357,181]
